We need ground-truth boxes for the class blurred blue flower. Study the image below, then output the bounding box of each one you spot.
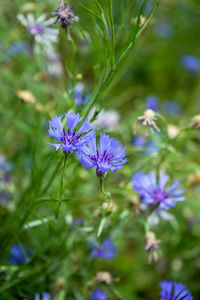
[79,133,127,176]
[133,136,159,155]
[48,112,95,154]
[154,23,173,38]
[10,42,30,55]
[131,172,185,212]
[180,55,200,72]
[90,238,116,259]
[69,83,90,107]
[17,14,58,46]
[9,244,31,264]
[162,101,182,116]
[0,155,12,172]
[35,292,51,300]
[160,281,193,300]
[90,289,107,300]
[145,95,158,112]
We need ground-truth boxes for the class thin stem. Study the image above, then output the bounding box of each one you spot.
[60,155,68,198]
[99,177,105,195]
[40,157,63,197]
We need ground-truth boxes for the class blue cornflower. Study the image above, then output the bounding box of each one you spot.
[52,3,79,29]
[131,172,185,212]
[160,281,193,300]
[133,135,159,155]
[162,101,182,116]
[90,238,117,259]
[90,289,107,300]
[180,55,200,73]
[9,244,31,264]
[145,95,159,112]
[35,292,51,300]
[48,112,95,154]
[69,83,89,107]
[79,133,127,176]
[154,23,173,38]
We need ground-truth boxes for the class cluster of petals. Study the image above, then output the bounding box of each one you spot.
[49,113,127,175]
[131,172,185,212]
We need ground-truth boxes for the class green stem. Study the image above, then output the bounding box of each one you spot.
[99,177,105,195]
[40,157,63,197]
[60,155,68,198]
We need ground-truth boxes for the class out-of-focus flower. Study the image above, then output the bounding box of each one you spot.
[154,22,173,38]
[17,13,58,46]
[16,90,36,104]
[96,271,112,285]
[90,238,117,259]
[51,3,79,29]
[48,112,95,154]
[93,109,120,130]
[135,109,160,132]
[9,244,31,264]
[69,83,90,107]
[191,115,200,129]
[131,15,146,27]
[35,292,51,300]
[90,289,107,300]
[160,281,193,300]
[145,232,161,264]
[167,124,180,139]
[133,135,159,155]
[180,55,200,73]
[0,156,13,206]
[0,155,12,172]
[45,47,62,77]
[162,101,182,116]
[79,133,127,177]
[131,172,185,214]
[145,95,158,112]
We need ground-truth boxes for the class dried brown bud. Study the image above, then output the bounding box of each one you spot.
[135,109,160,133]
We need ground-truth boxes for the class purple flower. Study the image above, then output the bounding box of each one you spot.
[180,55,200,72]
[90,238,116,259]
[160,281,193,300]
[69,83,90,107]
[154,23,173,38]
[48,112,95,154]
[131,172,185,212]
[145,95,159,112]
[90,289,107,300]
[79,133,127,176]
[162,101,182,116]
[9,244,31,264]
[35,292,51,300]
[52,3,79,28]
[133,135,159,155]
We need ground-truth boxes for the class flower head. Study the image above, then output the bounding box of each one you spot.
[136,109,160,132]
[79,133,127,177]
[48,112,95,154]
[17,13,58,46]
[69,83,89,107]
[90,238,117,259]
[180,55,200,73]
[131,172,185,213]
[145,95,158,112]
[52,3,79,28]
[90,289,107,300]
[9,244,31,264]
[35,292,51,300]
[160,281,193,300]
[162,101,182,116]
[93,109,120,130]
